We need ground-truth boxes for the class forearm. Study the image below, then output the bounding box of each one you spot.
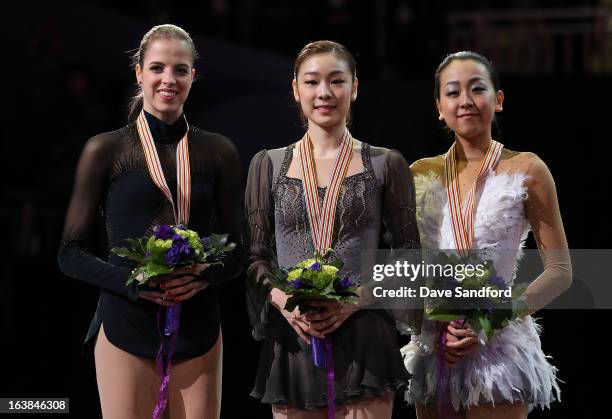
[58,240,139,299]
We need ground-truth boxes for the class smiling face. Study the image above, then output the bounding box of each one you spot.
[135,38,195,123]
[436,59,504,142]
[292,53,358,130]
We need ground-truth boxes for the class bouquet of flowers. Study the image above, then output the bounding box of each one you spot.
[423,252,529,414]
[270,253,358,313]
[424,252,528,341]
[270,252,357,419]
[111,224,236,286]
[110,224,235,419]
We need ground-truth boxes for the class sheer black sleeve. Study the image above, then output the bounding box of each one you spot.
[57,134,139,300]
[244,150,277,340]
[200,134,244,286]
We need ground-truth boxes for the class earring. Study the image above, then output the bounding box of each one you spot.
[438,114,444,121]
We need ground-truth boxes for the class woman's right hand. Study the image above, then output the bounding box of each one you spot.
[269,288,325,344]
[138,269,201,306]
[443,320,480,368]
[138,289,178,307]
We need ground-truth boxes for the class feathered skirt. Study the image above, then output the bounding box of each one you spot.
[402,316,560,412]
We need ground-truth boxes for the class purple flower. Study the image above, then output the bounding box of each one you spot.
[144,251,152,259]
[490,275,507,290]
[175,224,187,230]
[309,262,321,272]
[290,279,303,289]
[339,277,353,289]
[200,236,211,251]
[165,236,193,266]
[154,224,174,240]
[165,247,181,266]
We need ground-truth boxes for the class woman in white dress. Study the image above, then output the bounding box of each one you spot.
[402,51,572,419]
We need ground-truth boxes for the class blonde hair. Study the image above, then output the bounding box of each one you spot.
[128,24,198,120]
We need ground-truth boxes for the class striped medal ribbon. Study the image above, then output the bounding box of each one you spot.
[136,110,191,225]
[299,130,353,255]
[444,139,503,256]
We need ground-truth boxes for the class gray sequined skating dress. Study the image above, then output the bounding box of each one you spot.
[245,143,422,408]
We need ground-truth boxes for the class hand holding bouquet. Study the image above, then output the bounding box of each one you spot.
[109,223,237,419]
[270,253,358,419]
[424,253,528,342]
[111,224,236,287]
[270,253,358,314]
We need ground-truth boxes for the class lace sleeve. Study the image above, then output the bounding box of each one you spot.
[57,134,138,299]
[245,150,278,340]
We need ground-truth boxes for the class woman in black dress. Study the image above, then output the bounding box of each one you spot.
[58,24,242,418]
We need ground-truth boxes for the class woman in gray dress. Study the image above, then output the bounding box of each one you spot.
[245,40,422,418]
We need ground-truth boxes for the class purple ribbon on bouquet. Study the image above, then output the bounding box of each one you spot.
[311,336,335,419]
[436,320,463,419]
[152,303,182,419]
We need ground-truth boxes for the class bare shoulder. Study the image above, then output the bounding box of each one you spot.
[410,155,445,177]
[502,149,549,175]
[501,149,556,193]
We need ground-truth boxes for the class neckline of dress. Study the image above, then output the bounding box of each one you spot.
[280,141,372,190]
[143,110,188,145]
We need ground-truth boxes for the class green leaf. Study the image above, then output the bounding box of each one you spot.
[209,234,229,248]
[427,313,461,322]
[511,283,528,299]
[110,247,146,263]
[512,298,530,318]
[222,243,236,252]
[328,259,344,270]
[478,315,494,339]
[147,263,172,278]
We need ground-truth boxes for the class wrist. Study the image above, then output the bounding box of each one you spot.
[355,286,366,309]
[269,288,287,311]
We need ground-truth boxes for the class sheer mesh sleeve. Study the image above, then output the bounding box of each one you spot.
[200,135,244,286]
[379,150,423,334]
[523,154,572,312]
[57,134,139,300]
[382,150,421,251]
[244,150,277,340]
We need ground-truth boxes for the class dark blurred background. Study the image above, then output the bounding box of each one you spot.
[2,0,611,417]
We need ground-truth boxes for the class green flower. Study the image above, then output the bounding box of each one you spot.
[321,265,339,275]
[154,238,174,250]
[310,269,337,290]
[287,268,303,282]
[296,258,318,269]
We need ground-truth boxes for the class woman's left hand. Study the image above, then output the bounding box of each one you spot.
[158,263,210,302]
[304,299,359,336]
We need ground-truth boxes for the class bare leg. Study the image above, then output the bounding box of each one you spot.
[415,403,465,419]
[271,404,328,419]
[339,392,395,419]
[465,402,528,419]
[168,329,223,419]
[94,323,165,419]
